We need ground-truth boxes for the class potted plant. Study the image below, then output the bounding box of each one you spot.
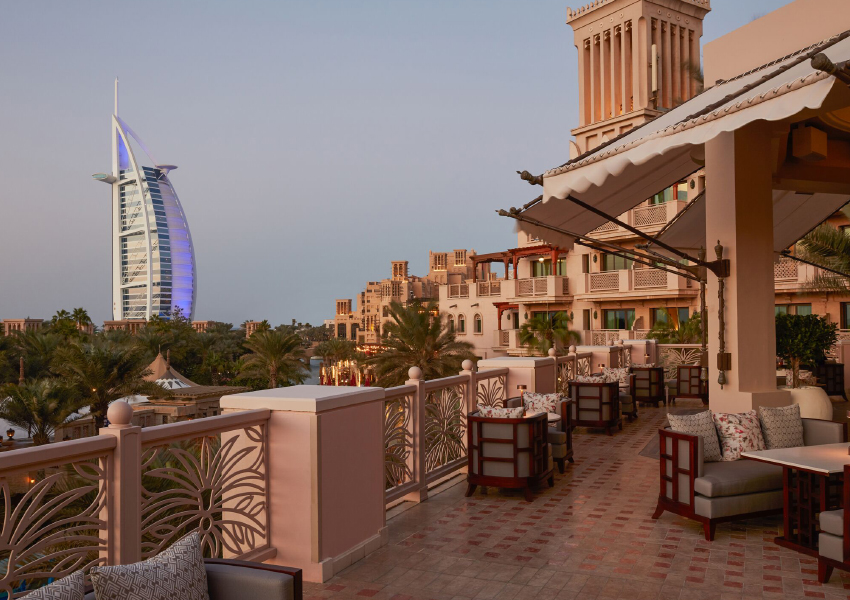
[775,313,838,418]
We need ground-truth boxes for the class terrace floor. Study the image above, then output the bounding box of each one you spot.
[305,398,850,600]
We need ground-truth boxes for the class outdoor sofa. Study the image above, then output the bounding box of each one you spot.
[653,415,845,540]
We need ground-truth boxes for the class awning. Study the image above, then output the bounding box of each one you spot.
[513,32,850,250]
[654,190,850,256]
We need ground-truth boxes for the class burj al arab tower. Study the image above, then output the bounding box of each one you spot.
[93,80,196,321]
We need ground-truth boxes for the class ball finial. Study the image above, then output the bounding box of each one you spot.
[462,359,474,372]
[548,348,556,357]
[568,345,577,354]
[106,400,133,428]
[616,339,624,346]
[408,366,423,381]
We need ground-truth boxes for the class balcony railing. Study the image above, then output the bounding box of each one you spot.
[514,276,568,298]
[476,281,501,297]
[658,343,703,380]
[774,258,799,280]
[0,409,272,596]
[632,204,667,227]
[588,271,620,292]
[586,200,686,235]
[633,268,667,289]
[447,283,469,298]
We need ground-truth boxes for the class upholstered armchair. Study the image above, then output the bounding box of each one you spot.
[506,395,574,473]
[84,559,302,600]
[466,411,554,501]
[670,365,708,405]
[570,380,622,435]
[630,366,665,407]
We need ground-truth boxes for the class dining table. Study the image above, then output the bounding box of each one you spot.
[742,443,850,556]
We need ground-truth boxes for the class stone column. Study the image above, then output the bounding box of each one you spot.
[705,122,790,412]
[220,386,388,582]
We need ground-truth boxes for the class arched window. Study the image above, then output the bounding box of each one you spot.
[474,314,483,334]
[448,315,455,333]
[458,314,466,334]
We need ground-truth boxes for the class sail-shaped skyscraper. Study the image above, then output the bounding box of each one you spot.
[94,80,196,321]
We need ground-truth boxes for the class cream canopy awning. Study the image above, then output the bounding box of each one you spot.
[513,32,850,251]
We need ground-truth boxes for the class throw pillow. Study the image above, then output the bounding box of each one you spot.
[784,369,814,386]
[602,367,630,386]
[575,375,605,383]
[667,411,722,462]
[477,404,524,418]
[21,571,84,600]
[632,363,656,368]
[90,532,210,600]
[523,392,560,414]
[712,410,766,461]
[759,404,804,449]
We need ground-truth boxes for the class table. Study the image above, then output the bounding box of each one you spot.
[742,443,850,556]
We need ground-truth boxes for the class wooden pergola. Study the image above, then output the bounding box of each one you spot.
[471,244,566,282]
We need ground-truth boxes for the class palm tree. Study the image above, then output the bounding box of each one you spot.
[647,310,703,344]
[314,338,357,364]
[13,329,60,379]
[241,330,308,389]
[797,223,850,292]
[52,339,166,429]
[365,301,475,387]
[72,307,93,329]
[0,380,84,445]
[519,311,581,355]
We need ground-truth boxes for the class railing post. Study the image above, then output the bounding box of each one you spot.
[460,359,477,413]
[99,400,142,566]
[404,367,428,503]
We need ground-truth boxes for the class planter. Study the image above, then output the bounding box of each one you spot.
[785,386,833,420]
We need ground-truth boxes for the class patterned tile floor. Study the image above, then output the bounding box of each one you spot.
[305,399,850,600]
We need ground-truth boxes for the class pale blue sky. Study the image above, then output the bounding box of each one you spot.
[0,0,792,326]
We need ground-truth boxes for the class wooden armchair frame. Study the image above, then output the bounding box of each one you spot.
[505,396,575,473]
[570,381,621,436]
[630,366,665,407]
[465,411,554,501]
[818,464,850,583]
[670,365,708,405]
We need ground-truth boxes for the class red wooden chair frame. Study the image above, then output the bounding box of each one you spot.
[818,464,850,583]
[570,380,621,436]
[466,411,554,502]
[670,365,708,405]
[630,366,665,407]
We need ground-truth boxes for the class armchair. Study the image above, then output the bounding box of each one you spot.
[506,395,574,473]
[818,464,850,583]
[466,411,554,501]
[570,380,621,435]
[630,366,665,407]
[670,365,708,405]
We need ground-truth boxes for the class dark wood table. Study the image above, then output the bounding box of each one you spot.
[742,443,850,556]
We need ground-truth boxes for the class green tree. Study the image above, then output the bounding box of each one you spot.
[52,339,167,429]
[314,338,357,364]
[366,300,475,387]
[796,223,850,292]
[519,311,581,355]
[647,310,703,344]
[12,329,61,380]
[775,313,838,388]
[72,307,93,330]
[241,330,308,389]
[0,379,85,445]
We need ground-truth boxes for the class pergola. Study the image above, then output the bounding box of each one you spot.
[471,244,566,282]
[501,29,850,412]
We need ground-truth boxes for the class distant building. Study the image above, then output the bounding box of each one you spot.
[3,319,43,336]
[92,80,197,322]
[244,321,266,337]
[330,250,477,346]
[103,319,146,335]
[192,320,215,332]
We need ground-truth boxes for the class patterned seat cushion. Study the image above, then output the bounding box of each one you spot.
[602,367,630,386]
[574,375,605,384]
[631,363,656,368]
[90,532,210,600]
[22,571,84,600]
[667,410,723,462]
[759,404,804,449]
[522,392,560,415]
[713,410,766,461]
[477,404,524,418]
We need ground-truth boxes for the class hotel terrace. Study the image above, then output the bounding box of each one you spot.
[8,1,850,600]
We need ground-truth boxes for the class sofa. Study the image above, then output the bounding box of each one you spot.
[653,416,846,540]
[818,464,850,583]
[83,559,302,600]
[506,395,574,473]
[466,410,554,501]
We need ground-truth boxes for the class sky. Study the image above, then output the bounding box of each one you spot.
[0,0,794,327]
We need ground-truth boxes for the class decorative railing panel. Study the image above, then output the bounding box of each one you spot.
[383,386,415,500]
[576,354,591,376]
[633,204,667,227]
[589,271,619,292]
[774,259,799,281]
[0,438,114,599]
[423,381,467,478]
[475,370,507,408]
[561,277,570,295]
[477,281,501,297]
[658,344,702,380]
[634,268,667,289]
[591,330,620,345]
[447,284,469,298]
[498,330,510,346]
[516,279,534,296]
[590,221,617,233]
[556,357,575,394]
[140,414,270,560]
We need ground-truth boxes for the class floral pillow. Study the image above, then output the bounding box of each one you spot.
[712,410,766,461]
[602,367,630,386]
[575,375,605,384]
[477,404,524,418]
[523,392,560,415]
[631,363,656,368]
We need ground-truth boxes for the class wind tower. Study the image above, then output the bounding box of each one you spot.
[567,0,711,157]
[93,80,197,321]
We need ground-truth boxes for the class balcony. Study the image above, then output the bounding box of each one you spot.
[580,268,692,298]
[774,257,819,291]
[506,275,570,302]
[588,200,687,238]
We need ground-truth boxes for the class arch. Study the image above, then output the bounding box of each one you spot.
[447,314,455,333]
[474,314,483,334]
[457,314,466,334]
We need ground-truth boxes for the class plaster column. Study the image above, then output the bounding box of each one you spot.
[705,122,790,412]
[221,386,388,582]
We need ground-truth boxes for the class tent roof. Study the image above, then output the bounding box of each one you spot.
[513,31,850,250]
[144,352,197,387]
